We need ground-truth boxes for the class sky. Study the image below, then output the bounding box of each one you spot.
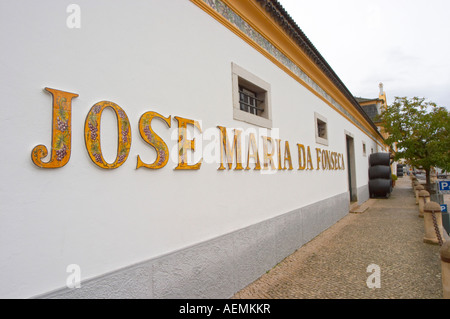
[277,0,450,109]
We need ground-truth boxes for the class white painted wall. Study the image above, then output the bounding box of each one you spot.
[0,0,380,298]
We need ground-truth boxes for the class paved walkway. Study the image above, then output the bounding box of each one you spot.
[233,176,443,299]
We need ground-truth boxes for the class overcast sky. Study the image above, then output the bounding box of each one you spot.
[277,0,450,109]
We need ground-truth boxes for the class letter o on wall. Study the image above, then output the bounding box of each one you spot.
[84,101,132,169]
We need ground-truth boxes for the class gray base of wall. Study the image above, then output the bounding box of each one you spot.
[37,192,350,299]
[357,185,370,205]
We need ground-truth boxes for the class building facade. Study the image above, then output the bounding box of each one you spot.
[356,83,388,139]
[0,0,387,298]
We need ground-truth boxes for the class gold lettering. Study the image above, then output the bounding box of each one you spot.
[84,101,132,169]
[174,116,202,170]
[316,148,321,170]
[306,146,314,170]
[327,151,332,170]
[31,88,78,168]
[297,144,306,170]
[262,136,276,170]
[284,141,293,170]
[334,152,339,170]
[322,150,330,170]
[276,139,283,170]
[137,111,171,169]
[246,133,261,170]
[217,126,243,170]
[321,150,326,170]
[330,152,335,170]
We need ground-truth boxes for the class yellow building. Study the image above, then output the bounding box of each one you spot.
[357,84,398,173]
[356,83,388,139]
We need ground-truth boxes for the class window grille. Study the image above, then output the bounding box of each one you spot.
[314,112,328,146]
[239,87,264,116]
[317,119,327,139]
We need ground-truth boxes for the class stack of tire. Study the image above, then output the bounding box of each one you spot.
[369,152,392,198]
[396,164,404,177]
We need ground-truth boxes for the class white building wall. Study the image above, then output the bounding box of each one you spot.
[0,0,382,298]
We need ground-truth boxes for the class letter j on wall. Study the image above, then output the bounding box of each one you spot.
[31,88,78,168]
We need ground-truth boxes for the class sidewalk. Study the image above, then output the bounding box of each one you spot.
[232,176,443,299]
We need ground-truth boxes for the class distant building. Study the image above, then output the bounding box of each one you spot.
[356,83,388,136]
[357,84,399,173]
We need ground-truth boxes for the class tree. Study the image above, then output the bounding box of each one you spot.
[378,97,450,186]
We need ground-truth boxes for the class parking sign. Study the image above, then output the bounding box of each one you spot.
[442,204,448,213]
[439,181,450,192]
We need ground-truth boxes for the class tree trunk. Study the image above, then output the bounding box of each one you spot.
[425,168,431,187]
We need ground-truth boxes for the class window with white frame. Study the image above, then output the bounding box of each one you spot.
[232,63,272,128]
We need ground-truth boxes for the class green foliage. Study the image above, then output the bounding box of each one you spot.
[378,97,450,184]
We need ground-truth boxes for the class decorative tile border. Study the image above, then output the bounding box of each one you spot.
[201,0,380,143]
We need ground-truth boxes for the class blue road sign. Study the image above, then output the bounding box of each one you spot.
[442,204,448,213]
[439,181,450,191]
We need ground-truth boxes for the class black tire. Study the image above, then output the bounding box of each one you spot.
[369,178,392,197]
[369,165,391,179]
[369,153,390,166]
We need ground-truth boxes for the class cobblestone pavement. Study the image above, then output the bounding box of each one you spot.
[233,176,443,299]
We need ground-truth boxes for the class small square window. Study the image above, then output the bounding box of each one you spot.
[232,63,272,128]
[317,119,327,139]
[314,112,328,146]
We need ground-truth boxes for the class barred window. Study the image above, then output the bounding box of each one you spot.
[232,63,272,128]
[315,112,328,146]
[317,119,327,139]
[239,87,264,116]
